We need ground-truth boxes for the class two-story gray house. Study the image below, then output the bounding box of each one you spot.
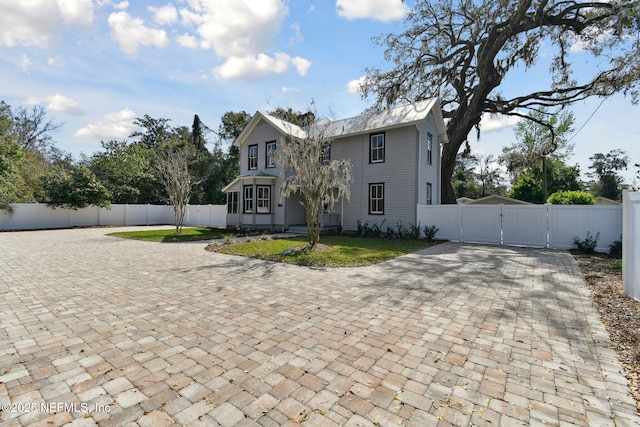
[222,98,449,232]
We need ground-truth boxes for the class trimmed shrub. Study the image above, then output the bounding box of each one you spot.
[547,190,595,205]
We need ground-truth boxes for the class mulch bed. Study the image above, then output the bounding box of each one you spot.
[572,252,640,412]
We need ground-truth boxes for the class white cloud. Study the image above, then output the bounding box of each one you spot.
[336,0,409,22]
[75,108,137,140]
[45,94,84,116]
[291,57,311,76]
[289,23,303,45]
[346,76,370,95]
[177,33,199,49]
[149,4,178,26]
[570,28,614,53]
[108,11,169,55]
[175,0,310,80]
[182,0,288,58]
[0,0,94,47]
[480,114,520,132]
[96,0,128,9]
[23,94,84,116]
[18,54,32,72]
[214,53,291,81]
[282,86,300,93]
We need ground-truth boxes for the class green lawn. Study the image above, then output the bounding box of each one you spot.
[215,235,442,267]
[108,227,224,242]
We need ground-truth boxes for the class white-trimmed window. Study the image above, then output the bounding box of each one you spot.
[369,183,384,214]
[227,191,239,214]
[266,141,276,168]
[248,145,258,170]
[257,186,271,213]
[320,143,331,165]
[370,133,385,163]
[244,186,253,213]
[426,133,433,165]
[426,183,433,205]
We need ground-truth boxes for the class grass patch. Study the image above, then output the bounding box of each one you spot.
[109,227,224,242]
[612,260,623,270]
[215,235,442,267]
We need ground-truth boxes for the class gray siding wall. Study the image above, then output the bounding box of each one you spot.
[236,120,286,227]
[332,126,419,231]
[416,113,442,206]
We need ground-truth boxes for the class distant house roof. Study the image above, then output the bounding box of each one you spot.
[456,197,474,204]
[233,98,448,147]
[467,195,532,205]
[594,196,621,205]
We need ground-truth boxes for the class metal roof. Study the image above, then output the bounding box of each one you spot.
[233,98,448,147]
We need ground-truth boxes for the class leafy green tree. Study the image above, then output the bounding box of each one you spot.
[130,115,173,149]
[191,111,252,205]
[0,101,63,206]
[362,0,640,203]
[477,155,507,197]
[508,172,543,203]
[587,149,629,200]
[41,164,111,210]
[88,140,158,204]
[0,102,23,212]
[547,190,594,205]
[452,154,481,199]
[500,109,579,202]
[12,104,63,153]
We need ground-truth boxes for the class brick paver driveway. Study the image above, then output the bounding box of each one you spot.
[0,227,638,426]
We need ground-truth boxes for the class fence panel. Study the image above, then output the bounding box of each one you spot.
[623,191,640,300]
[417,203,622,252]
[99,205,126,226]
[0,203,226,230]
[69,207,100,227]
[417,205,461,240]
[37,204,70,229]
[548,205,622,252]
[461,204,502,244]
[502,205,548,248]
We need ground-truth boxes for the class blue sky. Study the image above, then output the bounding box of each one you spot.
[1,0,638,184]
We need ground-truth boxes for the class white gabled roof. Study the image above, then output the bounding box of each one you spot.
[233,111,306,147]
[321,98,440,138]
[233,98,448,147]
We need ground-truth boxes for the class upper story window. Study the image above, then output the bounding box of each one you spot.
[370,133,385,163]
[248,144,258,170]
[265,141,276,168]
[320,143,331,165]
[426,133,433,165]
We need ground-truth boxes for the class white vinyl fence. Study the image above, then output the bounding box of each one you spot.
[0,203,226,231]
[623,191,640,301]
[417,203,622,252]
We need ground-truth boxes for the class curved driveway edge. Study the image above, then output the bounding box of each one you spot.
[0,227,638,426]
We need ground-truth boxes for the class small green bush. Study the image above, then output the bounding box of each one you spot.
[573,231,600,254]
[609,236,622,258]
[424,225,439,241]
[547,190,595,205]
